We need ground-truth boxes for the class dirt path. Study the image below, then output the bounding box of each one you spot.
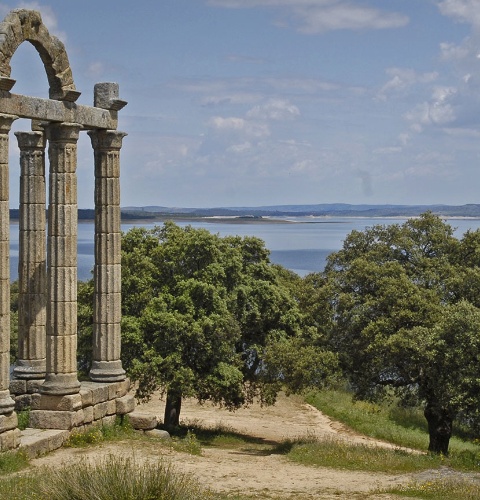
[29,393,421,499]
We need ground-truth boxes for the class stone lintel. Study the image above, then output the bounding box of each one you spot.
[0,91,118,129]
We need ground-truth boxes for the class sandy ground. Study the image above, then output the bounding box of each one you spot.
[29,393,437,499]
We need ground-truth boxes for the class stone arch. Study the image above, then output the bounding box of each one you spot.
[0,9,79,101]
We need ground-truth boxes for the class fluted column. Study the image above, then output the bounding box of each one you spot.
[13,131,47,380]
[88,130,126,382]
[0,114,17,414]
[41,123,81,395]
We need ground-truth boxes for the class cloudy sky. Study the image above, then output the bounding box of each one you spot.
[2,0,480,208]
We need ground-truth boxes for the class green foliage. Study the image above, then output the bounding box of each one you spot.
[77,222,336,423]
[64,417,134,448]
[16,408,30,431]
[307,213,480,453]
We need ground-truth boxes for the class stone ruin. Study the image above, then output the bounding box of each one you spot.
[0,9,136,452]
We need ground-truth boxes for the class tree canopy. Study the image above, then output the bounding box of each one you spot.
[307,213,480,454]
[95,222,337,426]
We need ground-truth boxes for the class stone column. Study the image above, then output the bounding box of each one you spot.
[13,131,47,380]
[41,123,81,395]
[0,114,17,414]
[87,130,126,382]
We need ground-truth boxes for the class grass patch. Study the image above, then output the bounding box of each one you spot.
[385,477,480,499]
[305,387,480,464]
[0,450,29,475]
[0,455,212,500]
[16,409,30,431]
[64,416,135,448]
[282,436,443,473]
[170,430,202,456]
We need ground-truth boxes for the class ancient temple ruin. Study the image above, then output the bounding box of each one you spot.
[0,9,134,451]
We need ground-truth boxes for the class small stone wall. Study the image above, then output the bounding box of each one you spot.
[12,379,135,431]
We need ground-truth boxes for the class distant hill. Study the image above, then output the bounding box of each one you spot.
[121,204,480,218]
[8,204,480,221]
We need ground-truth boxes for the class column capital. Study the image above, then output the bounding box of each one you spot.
[46,122,81,143]
[14,130,45,149]
[88,129,127,151]
[0,114,18,134]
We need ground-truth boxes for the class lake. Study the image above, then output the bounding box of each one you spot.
[9,217,480,281]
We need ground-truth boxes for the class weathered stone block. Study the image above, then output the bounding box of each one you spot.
[82,382,109,404]
[106,399,116,416]
[83,405,94,424]
[0,428,20,451]
[101,415,116,426]
[0,412,17,432]
[128,412,157,431]
[145,429,171,440]
[116,394,135,415]
[79,388,93,407]
[93,401,108,420]
[31,393,82,411]
[19,428,69,458]
[9,378,27,395]
[29,409,82,430]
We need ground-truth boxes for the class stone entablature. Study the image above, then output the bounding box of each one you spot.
[0,9,133,450]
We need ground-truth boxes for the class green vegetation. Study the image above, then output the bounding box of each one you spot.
[0,450,29,475]
[386,477,480,499]
[78,222,336,428]
[0,455,210,500]
[63,417,134,448]
[302,213,480,455]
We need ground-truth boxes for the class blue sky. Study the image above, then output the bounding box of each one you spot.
[2,0,480,208]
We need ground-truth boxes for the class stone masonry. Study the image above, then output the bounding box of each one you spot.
[0,9,134,450]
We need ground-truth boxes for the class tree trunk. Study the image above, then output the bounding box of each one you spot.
[424,403,453,455]
[164,389,182,428]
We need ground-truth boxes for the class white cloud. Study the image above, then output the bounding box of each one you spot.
[209,116,271,138]
[377,68,438,100]
[437,0,480,28]
[246,99,300,120]
[208,0,408,34]
[440,41,470,61]
[404,86,458,132]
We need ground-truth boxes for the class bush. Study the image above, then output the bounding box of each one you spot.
[0,455,210,500]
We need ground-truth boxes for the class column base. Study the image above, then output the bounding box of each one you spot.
[89,360,126,383]
[40,373,81,395]
[0,389,16,414]
[12,359,46,380]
